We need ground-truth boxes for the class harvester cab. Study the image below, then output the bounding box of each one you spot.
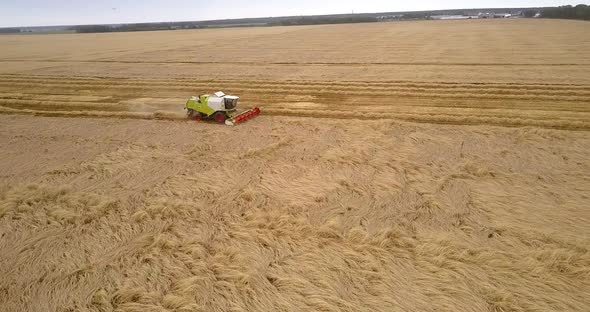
[185,91,260,125]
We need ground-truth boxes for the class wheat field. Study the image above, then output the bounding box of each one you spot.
[0,19,589,312]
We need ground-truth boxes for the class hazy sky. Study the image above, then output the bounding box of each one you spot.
[1,0,586,27]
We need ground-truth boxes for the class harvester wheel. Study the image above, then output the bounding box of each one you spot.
[194,114,202,121]
[214,112,227,123]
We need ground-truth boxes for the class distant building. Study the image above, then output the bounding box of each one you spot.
[377,15,403,21]
[431,15,479,20]
[478,12,515,19]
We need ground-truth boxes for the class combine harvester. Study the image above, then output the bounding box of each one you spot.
[185,91,260,126]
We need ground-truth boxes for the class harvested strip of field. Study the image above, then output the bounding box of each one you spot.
[0,74,588,130]
[3,59,590,66]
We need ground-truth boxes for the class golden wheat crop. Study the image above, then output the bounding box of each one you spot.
[0,18,589,312]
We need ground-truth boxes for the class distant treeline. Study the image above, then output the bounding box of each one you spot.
[72,16,378,33]
[72,23,204,33]
[74,25,114,33]
[271,16,377,26]
[0,28,21,33]
[541,4,590,20]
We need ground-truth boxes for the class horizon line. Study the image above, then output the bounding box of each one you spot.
[0,5,554,29]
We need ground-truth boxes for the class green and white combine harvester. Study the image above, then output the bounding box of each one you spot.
[185,91,260,126]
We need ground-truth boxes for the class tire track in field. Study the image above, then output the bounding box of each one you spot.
[1,74,589,130]
[2,59,590,66]
[2,80,589,104]
[2,73,590,87]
